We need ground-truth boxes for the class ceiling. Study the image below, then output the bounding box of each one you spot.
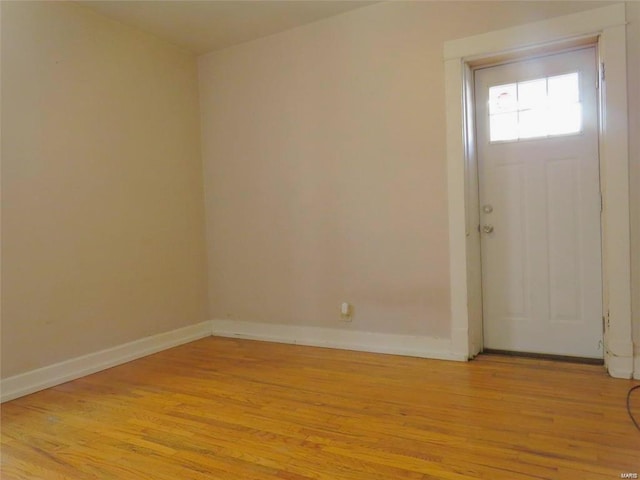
[76,1,378,55]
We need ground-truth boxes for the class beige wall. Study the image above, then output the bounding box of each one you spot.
[1,2,208,378]
[199,1,636,340]
[2,0,636,379]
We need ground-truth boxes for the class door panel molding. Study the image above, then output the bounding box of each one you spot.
[444,4,633,378]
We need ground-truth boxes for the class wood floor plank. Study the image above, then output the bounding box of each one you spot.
[2,337,639,479]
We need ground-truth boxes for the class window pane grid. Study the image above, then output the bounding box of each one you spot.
[488,72,581,143]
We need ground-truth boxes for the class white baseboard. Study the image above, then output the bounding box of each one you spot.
[211,319,465,362]
[0,321,212,403]
[634,352,640,380]
[6,317,624,403]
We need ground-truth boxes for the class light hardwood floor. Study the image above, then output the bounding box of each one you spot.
[1,337,639,479]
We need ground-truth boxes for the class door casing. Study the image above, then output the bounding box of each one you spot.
[443,4,633,378]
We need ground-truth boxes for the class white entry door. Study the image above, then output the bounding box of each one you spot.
[475,47,603,358]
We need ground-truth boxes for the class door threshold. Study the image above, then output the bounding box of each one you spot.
[482,349,604,365]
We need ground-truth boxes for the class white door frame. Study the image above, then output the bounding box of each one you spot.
[443,4,633,378]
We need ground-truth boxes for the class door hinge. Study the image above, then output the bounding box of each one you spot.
[600,192,603,212]
[602,311,610,332]
[600,62,605,82]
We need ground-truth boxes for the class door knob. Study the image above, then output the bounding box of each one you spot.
[483,225,494,234]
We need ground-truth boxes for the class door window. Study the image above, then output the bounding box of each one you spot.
[488,72,582,142]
